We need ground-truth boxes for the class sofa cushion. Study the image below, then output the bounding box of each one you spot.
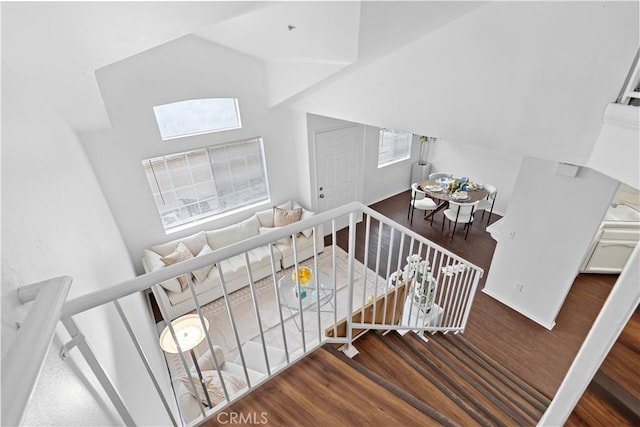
[197,346,226,371]
[206,216,260,251]
[273,207,302,227]
[151,231,207,257]
[180,370,246,406]
[144,249,183,293]
[259,226,291,245]
[235,340,287,375]
[159,242,194,291]
[193,244,214,283]
[292,202,315,239]
[275,233,315,260]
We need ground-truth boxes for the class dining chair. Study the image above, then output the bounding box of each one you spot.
[475,183,497,224]
[408,183,438,225]
[442,200,479,240]
[428,172,453,181]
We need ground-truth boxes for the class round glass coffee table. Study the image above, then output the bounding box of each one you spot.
[277,268,334,330]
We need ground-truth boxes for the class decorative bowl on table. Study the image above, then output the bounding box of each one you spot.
[450,191,469,200]
[292,266,313,285]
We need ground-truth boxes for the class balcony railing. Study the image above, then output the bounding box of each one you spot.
[3,202,484,426]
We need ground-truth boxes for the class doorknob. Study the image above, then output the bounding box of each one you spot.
[319,194,325,198]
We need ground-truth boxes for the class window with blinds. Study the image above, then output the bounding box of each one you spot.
[142,138,270,231]
[153,98,241,140]
[377,129,412,168]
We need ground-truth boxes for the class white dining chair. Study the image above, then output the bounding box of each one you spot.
[408,183,438,225]
[475,183,497,225]
[429,172,453,181]
[442,200,479,240]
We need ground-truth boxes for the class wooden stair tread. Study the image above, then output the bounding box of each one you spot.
[408,332,545,425]
[202,345,444,427]
[385,331,515,427]
[617,310,640,354]
[600,340,640,402]
[353,332,482,426]
[568,387,635,427]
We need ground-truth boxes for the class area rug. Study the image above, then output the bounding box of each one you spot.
[161,246,388,379]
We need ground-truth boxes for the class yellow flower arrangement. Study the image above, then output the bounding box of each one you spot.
[292,266,313,285]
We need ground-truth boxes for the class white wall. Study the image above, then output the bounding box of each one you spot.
[361,125,417,205]
[306,113,422,207]
[429,139,524,215]
[82,36,307,273]
[1,63,173,426]
[483,156,619,329]
[587,103,640,190]
[289,2,638,167]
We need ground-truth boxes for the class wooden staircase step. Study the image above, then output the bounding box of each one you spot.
[453,334,552,407]
[423,333,545,425]
[600,326,640,402]
[590,370,640,425]
[404,332,542,425]
[385,331,511,427]
[617,309,640,354]
[567,386,635,427]
[352,332,483,426]
[202,345,448,427]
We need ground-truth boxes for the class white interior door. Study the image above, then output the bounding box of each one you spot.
[314,125,360,230]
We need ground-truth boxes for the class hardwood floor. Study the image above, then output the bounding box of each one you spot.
[335,190,618,399]
[202,191,630,425]
[203,346,439,426]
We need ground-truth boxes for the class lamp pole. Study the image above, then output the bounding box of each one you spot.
[190,348,212,408]
[159,314,212,410]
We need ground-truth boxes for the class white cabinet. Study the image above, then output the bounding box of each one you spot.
[581,220,639,274]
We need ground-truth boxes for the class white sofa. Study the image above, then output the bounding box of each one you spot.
[142,201,324,320]
[176,341,287,423]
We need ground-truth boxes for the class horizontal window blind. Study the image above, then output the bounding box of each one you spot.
[143,138,270,231]
[378,129,412,167]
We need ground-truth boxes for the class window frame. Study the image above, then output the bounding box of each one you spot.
[142,137,271,232]
[153,98,242,141]
[377,128,413,168]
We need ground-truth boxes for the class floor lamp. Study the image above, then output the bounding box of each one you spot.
[159,314,212,408]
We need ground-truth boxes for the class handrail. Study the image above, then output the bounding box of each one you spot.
[361,204,484,275]
[2,202,484,425]
[61,202,364,318]
[1,276,72,427]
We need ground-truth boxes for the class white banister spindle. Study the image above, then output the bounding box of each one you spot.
[8,202,484,426]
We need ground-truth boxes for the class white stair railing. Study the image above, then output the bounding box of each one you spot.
[1,276,72,427]
[3,202,483,426]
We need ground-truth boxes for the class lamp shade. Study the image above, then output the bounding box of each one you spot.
[159,314,209,354]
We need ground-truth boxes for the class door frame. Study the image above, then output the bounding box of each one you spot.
[309,123,365,213]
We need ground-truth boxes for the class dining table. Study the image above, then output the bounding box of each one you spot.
[419,178,490,220]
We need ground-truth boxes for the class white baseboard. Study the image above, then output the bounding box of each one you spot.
[481,287,556,330]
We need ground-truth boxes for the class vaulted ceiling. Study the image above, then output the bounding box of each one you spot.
[2,1,638,168]
[1,1,484,132]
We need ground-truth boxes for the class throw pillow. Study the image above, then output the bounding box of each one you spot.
[273,207,302,227]
[144,249,183,293]
[160,242,194,291]
[292,202,315,239]
[193,244,214,283]
[180,370,247,406]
